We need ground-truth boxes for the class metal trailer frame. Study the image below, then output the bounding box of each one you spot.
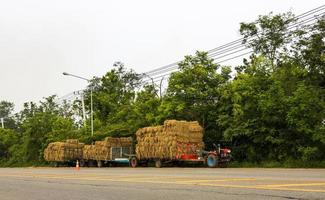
[128,144,231,168]
[82,146,133,168]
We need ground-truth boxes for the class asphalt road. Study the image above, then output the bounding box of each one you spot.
[0,167,324,200]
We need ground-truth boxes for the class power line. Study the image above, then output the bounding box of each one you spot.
[204,4,325,56]
[141,13,323,85]
[145,13,323,79]
[143,5,325,78]
[57,90,84,105]
[141,9,324,85]
[142,50,254,85]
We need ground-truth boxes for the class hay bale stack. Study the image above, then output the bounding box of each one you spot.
[83,145,96,160]
[135,120,204,160]
[83,137,132,161]
[44,139,84,162]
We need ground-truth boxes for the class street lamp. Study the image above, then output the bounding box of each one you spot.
[63,72,94,137]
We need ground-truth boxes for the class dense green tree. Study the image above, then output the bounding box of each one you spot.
[133,84,161,127]
[215,12,325,163]
[84,62,142,137]
[161,51,231,148]
[293,18,325,87]
[240,12,297,66]
[0,128,19,161]
[0,101,14,119]
[0,101,17,130]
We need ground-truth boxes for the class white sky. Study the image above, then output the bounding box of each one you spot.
[0,0,323,111]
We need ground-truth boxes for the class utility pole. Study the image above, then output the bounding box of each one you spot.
[0,118,4,129]
[81,92,86,127]
[74,90,87,127]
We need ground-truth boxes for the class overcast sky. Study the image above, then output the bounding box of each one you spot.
[0,0,323,111]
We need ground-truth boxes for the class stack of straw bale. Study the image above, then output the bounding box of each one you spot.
[135,120,204,160]
[82,145,96,160]
[44,139,84,162]
[83,137,132,161]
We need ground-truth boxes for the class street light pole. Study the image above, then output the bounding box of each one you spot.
[0,118,4,129]
[90,88,94,137]
[63,72,94,137]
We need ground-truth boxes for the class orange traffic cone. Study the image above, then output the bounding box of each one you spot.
[76,160,80,170]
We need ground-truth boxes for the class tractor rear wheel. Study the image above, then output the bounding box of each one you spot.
[207,154,218,168]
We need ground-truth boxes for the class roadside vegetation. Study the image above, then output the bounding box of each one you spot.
[0,11,324,167]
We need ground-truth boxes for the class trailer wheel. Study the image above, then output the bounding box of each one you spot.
[155,159,162,168]
[53,162,59,167]
[207,154,218,168]
[97,160,103,168]
[130,157,138,168]
[79,160,86,167]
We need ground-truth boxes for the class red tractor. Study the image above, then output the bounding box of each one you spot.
[178,143,231,168]
[202,144,231,168]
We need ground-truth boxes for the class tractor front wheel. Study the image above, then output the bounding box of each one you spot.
[207,154,218,168]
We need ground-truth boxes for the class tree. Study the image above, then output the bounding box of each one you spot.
[161,51,231,148]
[133,84,161,127]
[293,17,325,88]
[220,12,325,163]
[84,62,142,137]
[240,12,297,66]
[286,83,325,161]
[0,128,19,162]
[0,101,17,130]
[16,96,80,163]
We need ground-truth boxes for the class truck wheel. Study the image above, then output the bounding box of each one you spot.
[155,159,162,168]
[130,157,138,168]
[79,160,86,167]
[207,154,218,168]
[97,160,103,168]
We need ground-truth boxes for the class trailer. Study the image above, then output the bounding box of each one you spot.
[44,139,84,167]
[128,143,231,168]
[95,146,133,167]
[82,137,133,167]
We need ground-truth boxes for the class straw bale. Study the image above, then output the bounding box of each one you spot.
[44,139,84,162]
[135,120,204,160]
[82,137,132,161]
[66,139,79,144]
